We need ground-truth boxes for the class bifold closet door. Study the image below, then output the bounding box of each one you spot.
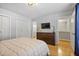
[2,16,11,40]
[0,16,2,41]
[0,15,10,40]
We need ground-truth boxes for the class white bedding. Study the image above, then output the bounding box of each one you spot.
[0,38,49,56]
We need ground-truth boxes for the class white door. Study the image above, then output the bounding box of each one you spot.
[0,15,10,40]
[57,18,70,41]
[0,16,2,40]
[2,16,10,40]
[32,21,37,39]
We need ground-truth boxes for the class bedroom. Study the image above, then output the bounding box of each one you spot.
[0,3,77,56]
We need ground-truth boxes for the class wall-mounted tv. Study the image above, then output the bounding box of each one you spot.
[41,23,50,29]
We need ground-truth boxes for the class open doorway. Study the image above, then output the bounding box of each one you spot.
[57,15,75,56]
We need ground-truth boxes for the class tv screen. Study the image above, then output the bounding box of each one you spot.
[41,23,50,29]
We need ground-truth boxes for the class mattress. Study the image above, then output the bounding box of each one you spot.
[0,38,49,56]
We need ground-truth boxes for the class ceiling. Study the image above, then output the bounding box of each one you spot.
[0,3,75,19]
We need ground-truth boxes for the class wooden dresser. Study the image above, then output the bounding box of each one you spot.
[37,32,55,45]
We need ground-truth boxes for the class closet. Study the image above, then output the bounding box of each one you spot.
[0,15,31,41]
[0,15,11,40]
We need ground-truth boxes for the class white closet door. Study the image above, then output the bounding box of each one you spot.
[1,16,10,40]
[0,16,2,40]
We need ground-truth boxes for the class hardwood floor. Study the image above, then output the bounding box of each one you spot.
[48,40,74,56]
[48,44,58,56]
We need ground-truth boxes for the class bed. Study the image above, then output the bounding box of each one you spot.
[0,38,49,56]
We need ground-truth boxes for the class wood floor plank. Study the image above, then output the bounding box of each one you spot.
[48,40,74,56]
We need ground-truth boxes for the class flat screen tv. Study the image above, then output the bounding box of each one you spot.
[41,23,50,29]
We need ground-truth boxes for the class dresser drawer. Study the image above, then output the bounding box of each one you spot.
[37,32,55,45]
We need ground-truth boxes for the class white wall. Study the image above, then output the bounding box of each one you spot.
[36,11,72,32]
[36,15,58,44]
[57,17,71,40]
[70,10,75,51]
[0,8,32,41]
[58,18,71,32]
[35,11,72,44]
[37,16,56,32]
